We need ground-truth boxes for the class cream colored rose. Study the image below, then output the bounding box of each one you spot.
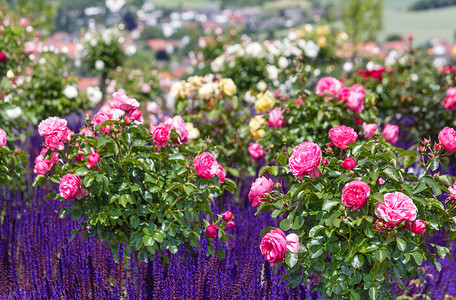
[254,91,275,113]
[249,116,266,138]
[186,122,200,140]
[218,78,237,96]
[198,82,218,100]
[187,76,204,89]
[170,81,188,100]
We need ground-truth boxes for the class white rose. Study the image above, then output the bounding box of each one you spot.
[6,107,22,119]
[95,60,105,71]
[64,86,78,99]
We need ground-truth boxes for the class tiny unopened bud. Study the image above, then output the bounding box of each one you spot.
[339,205,345,212]
[275,182,282,189]
[419,146,425,152]
[423,138,430,146]
[434,144,441,151]
[349,170,355,176]
[323,158,329,165]
[325,148,332,153]
[433,173,439,179]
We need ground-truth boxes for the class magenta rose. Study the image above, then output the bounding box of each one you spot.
[289,141,322,179]
[340,157,356,170]
[111,91,140,112]
[79,128,93,137]
[260,229,299,263]
[205,224,218,239]
[350,84,366,96]
[59,173,83,200]
[44,134,64,150]
[337,87,351,102]
[438,126,456,152]
[0,52,6,62]
[87,152,101,169]
[341,180,371,210]
[193,152,224,182]
[0,129,6,147]
[316,77,342,99]
[268,108,285,128]
[362,123,377,138]
[226,221,235,230]
[443,87,456,111]
[375,192,417,226]
[38,116,68,136]
[165,116,189,144]
[248,142,266,161]
[93,111,113,134]
[382,124,399,144]
[347,91,365,114]
[34,148,58,175]
[329,126,358,149]
[410,220,426,234]
[222,211,234,221]
[248,176,274,207]
[126,109,143,123]
[152,123,171,151]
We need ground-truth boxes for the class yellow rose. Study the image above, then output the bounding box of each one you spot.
[316,25,329,36]
[318,36,327,47]
[218,78,237,96]
[254,91,275,113]
[170,81,188,100]
[249,115,266,138]
[186,122,200,140]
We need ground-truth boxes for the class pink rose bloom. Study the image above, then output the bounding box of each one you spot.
[382,124,399,144]
[443,87,456,111]
[329,126,358,149]
[449,182,456,200]
[33,148,58,175]
[347,91,365,114]
[141,84,151,93]
[152,123,171,151]
[165,116,188,144]
[438,127,456,152]
[193,152,223,181]
[87,152,101,169]
[93,111,113,134]
[226,221,235,230]
[126,109,143,123]
[260,229,299,263]
[375,192,417,226]
[59,173,83,200]
[111,91,139,112]
[248,176,274,207]
[378,178,385,185]
[44,134,64,150]
[410,220,426,234]
[340,157,356,170]
[222,211,234,221]
[79,128,93,137]
[0,52,6,62]
[38,117,69,136]
[205,224,218,238]
[0,129,6,147]
[316,77,342,99]
[341,180,371,210]
[268,108,285,128]
[351,84,366,96]
[362,123,377,138]
[289,141,322,179]
[337,87,351,102]
[286,233,300,253]
[248,142,266,161]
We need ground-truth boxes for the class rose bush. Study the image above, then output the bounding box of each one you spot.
[253,125,456,299]
[33,92,237,262]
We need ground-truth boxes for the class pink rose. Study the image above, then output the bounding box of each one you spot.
[248,176,274,207]
[382,124,399,144]
[329,126,358,149]
[268,108,285,128]
[443,87,456,111]
[289,141,322,179]
[248,142,266,161]
[111,91,139,112]
[260,229,287,263]
[87,152,100,169]
[410,220,426,234]
[165,116,189,144]
[0,52,6,62]
[449,182,456,200]
[205,224,218,238]
[59,173,83,200]
[93,111,113,134]
[44,134,64,150]
[226,221,235,230]
[126,109,143,123]
[438,127,456,152]
[347,91,365,114]
[193,152,223,182]
[38,117,69,136]
[0,129,6,147]
[362,123,377,138]
[340,157,356,170]
[316,77,342,99]
[34,148,58,175]
[222,211,234,221]
[341,180,371,210]
[378,178,385,185]
[79,128,93,137]
[351,84,366,96]
[375,192,417,226]
[152,123,171,151]
[337,87,351,102]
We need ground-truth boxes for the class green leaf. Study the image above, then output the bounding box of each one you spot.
[97,133,109,147]
[275,153,288,166]
[430,159,439,171]
[351,255,364,269]
[375,249,386,262]
[384,168,400,181]
[32,175,47,187]
[259,166,269,176]
[410,251,423,265]
[168,153,186,161]
[71,209,82,221]
[322,199,339,211]
[403,156,416,169]
[285,252,298,268]
[309,225,325,238]
[269,166,278,176]
[74,167,89,176]
[349,289,361,300]
[369,287,378,300]
[396,238,406,252]
[184,183,195,195]
[143,235,154,246]
[280,219,293,231]
[438,175,452,186]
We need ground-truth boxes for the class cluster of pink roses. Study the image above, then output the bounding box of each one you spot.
[150,116,188,151]
[0,129,6,147]
[38,117,72,150]
[193,152,225,183]
[361,123,399,144]
[260,229,299,263]
[205,210,235,239]
[316,77,366,114]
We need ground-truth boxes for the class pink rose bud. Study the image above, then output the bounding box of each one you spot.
[222,211,234,222]
[129,109,142,121]
[434,144,441,151]
[286,233,300,253]
[410,220,426,234]
[76,154,84,161]
[295,98,302,105]
[152,123,171,151]
[274,91,279,98]
[87,152,100,169]
[329,125,358,149]
[354,118,362,125]
[226,221,235,230]
[248,176,274,207]
[438,127,456,152]
[340,157,356,170]
[377,178,385,185]
[0,129,6,147]
[408,33,414,40]
[59,173,82,200]
[419,146,425,152]
[323,158,329,165]
[260,229,288,263]
[0,52,6,62]
[341,180,370,210]
[375,220,385,231]
[205,224,218,239]
[325,142,334,147]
